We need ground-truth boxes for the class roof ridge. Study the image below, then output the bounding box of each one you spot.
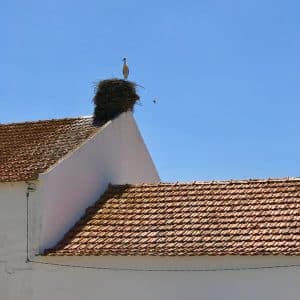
[0,115,92,126]
[110,177,300,188]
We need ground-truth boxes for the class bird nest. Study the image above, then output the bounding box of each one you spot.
[93,79,140,126]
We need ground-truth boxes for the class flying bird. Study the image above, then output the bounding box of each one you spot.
[122,58,129,80]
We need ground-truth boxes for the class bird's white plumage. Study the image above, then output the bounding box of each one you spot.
[122,58,129,80]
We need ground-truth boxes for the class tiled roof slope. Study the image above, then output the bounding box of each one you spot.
[0,117,99,182]
[46,178,300,256]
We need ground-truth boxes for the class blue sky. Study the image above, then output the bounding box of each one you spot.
[2,0,300,181]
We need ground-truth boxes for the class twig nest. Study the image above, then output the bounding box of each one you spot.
[93,79,139,126]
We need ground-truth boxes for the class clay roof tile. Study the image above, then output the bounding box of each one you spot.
[0,116,100,182]
[46,178,300,256]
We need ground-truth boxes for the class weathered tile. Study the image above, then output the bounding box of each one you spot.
[0,117,99,182]
[46,179,300,256]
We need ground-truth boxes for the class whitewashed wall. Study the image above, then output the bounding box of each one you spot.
[39,112,160,251]
[0,181,41,300]
[0,182,41,259]
[31,255,300,300]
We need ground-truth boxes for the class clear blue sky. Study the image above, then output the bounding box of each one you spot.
[2,0,300,182]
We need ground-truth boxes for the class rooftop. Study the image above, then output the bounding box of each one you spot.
[46,177,300,256]
[0,116,99,182]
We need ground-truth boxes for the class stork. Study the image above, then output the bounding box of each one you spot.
[122,58,129,80]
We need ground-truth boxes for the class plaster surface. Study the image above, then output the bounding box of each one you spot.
[32,255,300,300]
[0,181,40,300]
[39,112,160,250]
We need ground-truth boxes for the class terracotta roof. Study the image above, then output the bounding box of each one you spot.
[46,178,300,256]
[0,117,99,182]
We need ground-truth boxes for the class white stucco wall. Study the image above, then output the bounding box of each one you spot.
[0,181,41,300]
[39,112,160,251]
[31,255,300,300]
[0,182,41,260]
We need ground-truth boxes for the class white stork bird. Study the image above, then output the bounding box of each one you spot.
[122,58,129,80]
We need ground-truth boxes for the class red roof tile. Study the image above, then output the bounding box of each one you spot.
[46,178,300,256]
[0,117,99,182]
